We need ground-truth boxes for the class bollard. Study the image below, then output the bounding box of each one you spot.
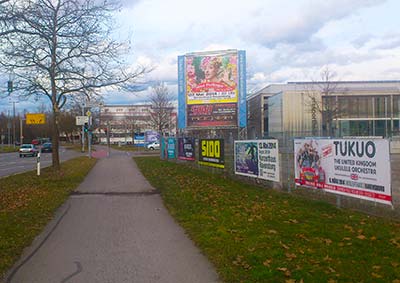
[36,150,41,176]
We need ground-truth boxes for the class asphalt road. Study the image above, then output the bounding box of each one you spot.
[0,147,84,178]
[4,147,219,283]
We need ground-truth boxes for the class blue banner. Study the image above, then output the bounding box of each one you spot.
[238,50,247,128]
[178,55,186,129]
[167,138,176,159]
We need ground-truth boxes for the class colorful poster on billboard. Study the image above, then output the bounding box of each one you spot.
[178,50,246,129]
[199,139,224,168]
[178,137,195,161]
[234,140,280,182]
[187,103,237,127]
[186,52,238,105]
[294,138,391,205]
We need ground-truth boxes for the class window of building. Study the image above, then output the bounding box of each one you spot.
[358,97,373,118]
[393,96,400,117]
[393,120,400,136]
[338,96,373,119]
[374,97,387,118]
[374,120,387,137]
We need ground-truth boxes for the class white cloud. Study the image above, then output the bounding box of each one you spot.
[2,0,399,113]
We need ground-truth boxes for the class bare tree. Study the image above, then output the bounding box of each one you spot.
[0,0,149,169]
[148,83,174,135]
[0,0,19,37]
[305,67,346,137]
[58,109,80,143]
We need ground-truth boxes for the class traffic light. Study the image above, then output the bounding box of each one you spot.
[84,123,89,132]
[7,80,13,93]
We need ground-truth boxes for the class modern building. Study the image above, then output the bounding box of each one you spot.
[247,80,400,139]
[98,104,176,144]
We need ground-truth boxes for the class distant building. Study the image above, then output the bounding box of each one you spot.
[247,80,400,138]
[98,104,176,144]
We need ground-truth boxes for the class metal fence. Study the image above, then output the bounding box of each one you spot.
[170,129,400,219]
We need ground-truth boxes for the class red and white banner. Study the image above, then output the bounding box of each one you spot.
[294,138,391,205]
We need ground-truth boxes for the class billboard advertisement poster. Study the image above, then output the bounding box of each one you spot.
[167,138,176,159]
[187,103,237,127]
[258,140,280,182]
[134,133,145,146]
[199,139,224,168]
[234,139,280,182]
[178,137,195,161]
[145,131,160,143]
[294,138,391,205]
[234,141,258,177]
[186,52,238,105]
[178,49,246,129]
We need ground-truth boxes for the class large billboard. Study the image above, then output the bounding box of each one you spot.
[178,50,246,129]
[294,138,391,205]
[234,140,280,182]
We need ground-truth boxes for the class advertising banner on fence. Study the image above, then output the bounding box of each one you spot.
[178,137,195,161]
[294,138,391,205]
[234,139,280,182]
[199,139,224,168]
[167,138,176,159]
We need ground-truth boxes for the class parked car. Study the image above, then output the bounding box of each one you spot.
[41,142,52,153]
[146,141,160,150]
[32,138,50,145]
[19,144,39,157]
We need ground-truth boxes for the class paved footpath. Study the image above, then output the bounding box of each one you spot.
[5,147,219,283]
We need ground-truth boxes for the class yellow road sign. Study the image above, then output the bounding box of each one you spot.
[26,113,46,125]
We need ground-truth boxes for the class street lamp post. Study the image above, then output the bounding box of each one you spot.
[20,117,24,145]
[12,101,15,148]
[7,110,11,147]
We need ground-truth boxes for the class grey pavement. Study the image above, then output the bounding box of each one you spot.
[5,147,219,283]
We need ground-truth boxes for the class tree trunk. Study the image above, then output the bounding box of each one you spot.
[52,108,61,170]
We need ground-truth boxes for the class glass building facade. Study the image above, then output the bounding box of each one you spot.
[247,81,400,138]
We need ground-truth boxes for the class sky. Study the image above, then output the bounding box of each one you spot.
[2,0,400,113]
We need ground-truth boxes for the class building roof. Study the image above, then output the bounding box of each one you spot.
[249,80,400,99]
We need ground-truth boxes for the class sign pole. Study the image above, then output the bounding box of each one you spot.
[88,116,92,158]
[81,105,85,153]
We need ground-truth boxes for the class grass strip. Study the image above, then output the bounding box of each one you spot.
[0,157,96,277]
[0,146,18,153]
[134,157,400,283]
